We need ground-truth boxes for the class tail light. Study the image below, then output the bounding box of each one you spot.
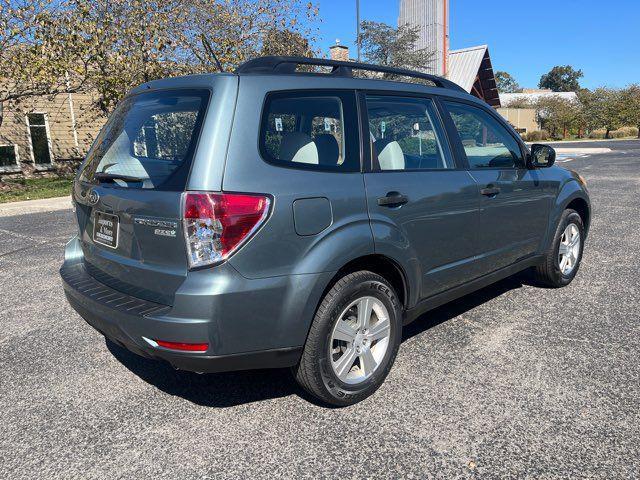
[183,192,271,268]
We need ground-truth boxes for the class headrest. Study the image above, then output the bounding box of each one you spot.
[279,132,319,164]
[377,140,405,170]
[313,134,340,166]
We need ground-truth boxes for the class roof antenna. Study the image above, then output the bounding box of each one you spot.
[200,34,224,72]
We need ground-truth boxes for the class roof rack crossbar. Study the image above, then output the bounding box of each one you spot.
[235,56,466,93]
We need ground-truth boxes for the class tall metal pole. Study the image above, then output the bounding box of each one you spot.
[356,0,361,61]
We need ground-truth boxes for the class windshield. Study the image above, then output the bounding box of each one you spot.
[79,89,210,190]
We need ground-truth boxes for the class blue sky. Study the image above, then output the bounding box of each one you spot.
[313,0,640,89]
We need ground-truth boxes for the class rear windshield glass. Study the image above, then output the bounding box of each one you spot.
[79,89,209,190]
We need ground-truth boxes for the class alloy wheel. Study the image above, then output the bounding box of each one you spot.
[558,223,581,275]
[329,296,391,385]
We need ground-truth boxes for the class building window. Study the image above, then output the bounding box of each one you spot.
[0,144,20,168]
[27,113,53,165]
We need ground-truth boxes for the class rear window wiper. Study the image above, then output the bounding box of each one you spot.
[94,172,146,183]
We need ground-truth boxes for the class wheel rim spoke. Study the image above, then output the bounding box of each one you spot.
[334,346,357,380]
[333,321,357,343]
[367,318,390,342]
[559,255,568,271]
[359,349,377,377]
[570,235,579,247]
[356,297,373,330]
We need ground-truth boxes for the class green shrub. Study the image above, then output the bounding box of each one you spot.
[609,130,625,138]
[525,130,549,142]
[618,126,639,137]
[588,129,606,139]
[589,127,638,139]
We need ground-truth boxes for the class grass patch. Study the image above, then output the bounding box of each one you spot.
[0,177,74,204]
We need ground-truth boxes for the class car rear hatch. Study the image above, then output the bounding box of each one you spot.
[73,76,237,305]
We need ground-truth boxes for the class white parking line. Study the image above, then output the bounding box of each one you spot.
[554,147,612,163]
[557,154,588,163]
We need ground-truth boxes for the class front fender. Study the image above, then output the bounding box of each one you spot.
[543,178,591,251]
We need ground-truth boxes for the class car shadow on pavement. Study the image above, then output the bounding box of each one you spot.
[402,274,527,342]
[106,339,300,408]
[106,273,529,408]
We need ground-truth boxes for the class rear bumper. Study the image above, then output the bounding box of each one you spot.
[61,261,302,373]
[60,237,332,373]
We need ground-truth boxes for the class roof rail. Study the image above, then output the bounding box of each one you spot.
[234,56,466,93]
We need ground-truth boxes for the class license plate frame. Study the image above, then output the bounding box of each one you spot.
[93,211,119,249]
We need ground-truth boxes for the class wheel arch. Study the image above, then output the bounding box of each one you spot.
[320,254,410,311]
[544,181,591,251]
[566,197,591,234]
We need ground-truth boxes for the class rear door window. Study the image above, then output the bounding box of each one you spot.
[259,91,360,172]
[79,89,209,190]
[365,95,452,171]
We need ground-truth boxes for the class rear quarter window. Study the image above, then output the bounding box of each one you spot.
[259,91,360,172]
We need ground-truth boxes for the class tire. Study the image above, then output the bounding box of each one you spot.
[534,209,585,287]
[293,271,403,406]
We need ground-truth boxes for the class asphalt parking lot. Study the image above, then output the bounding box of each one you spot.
[1,139,638,479]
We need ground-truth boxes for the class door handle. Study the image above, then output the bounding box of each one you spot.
[480,187,500,197]
[377,192,409,207]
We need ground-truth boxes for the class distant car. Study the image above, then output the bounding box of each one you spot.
[61,56,591,406]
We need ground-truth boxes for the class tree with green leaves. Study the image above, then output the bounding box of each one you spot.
[503,97,533,109]
[63,0,319,115]
[1,0,320,125]
[534,96,581,139]
[260,28,315,57]
[169,0,318,73]
[65,0,181,116]
[579,88,624,138]
[0,0,89,129]
[620,84,640,138]
[495,71,520,93]
[539,65,583,92]
[359,21,433,77]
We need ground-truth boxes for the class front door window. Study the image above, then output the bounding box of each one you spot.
[443,101,524,169]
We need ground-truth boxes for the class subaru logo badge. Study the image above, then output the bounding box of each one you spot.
[88,189,100,205]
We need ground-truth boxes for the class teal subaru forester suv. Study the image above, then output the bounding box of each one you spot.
[61,56,590,405]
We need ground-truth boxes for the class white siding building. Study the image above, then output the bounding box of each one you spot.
[500,91,579,107]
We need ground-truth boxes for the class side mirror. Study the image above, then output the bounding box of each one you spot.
[529,144,556,168]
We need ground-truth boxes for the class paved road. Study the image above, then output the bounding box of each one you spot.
[1,140,639,479]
